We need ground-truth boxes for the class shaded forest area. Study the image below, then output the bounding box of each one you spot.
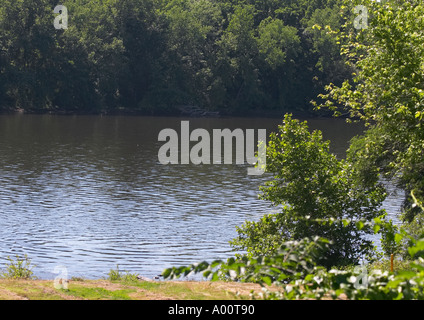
[0,0,352,116]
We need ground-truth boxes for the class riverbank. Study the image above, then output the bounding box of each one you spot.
[0,278,265,300]
[0,106,331,119]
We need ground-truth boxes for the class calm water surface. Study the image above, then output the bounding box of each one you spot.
[0,115,403,279]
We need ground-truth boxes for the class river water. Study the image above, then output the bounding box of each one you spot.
[0,114,403,279]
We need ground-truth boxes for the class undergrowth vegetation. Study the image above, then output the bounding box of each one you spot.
[0,255,36,280]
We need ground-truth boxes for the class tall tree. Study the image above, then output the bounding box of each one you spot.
[215,4,263,112]
[318,0,424,242]
[256,17,301,110]
[157,0,223,111]
[230,114,386,267]
[0,0,58,110]
[114,0,168,112]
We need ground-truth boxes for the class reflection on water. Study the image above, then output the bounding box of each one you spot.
[0,115,402,279]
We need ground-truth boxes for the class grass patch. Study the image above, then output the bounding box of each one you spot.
[126,280,249,300]
[61,284,135,300]
[0,280,65,300]
[0,279,263,300]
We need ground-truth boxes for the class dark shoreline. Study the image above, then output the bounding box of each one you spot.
[0,107,335,120]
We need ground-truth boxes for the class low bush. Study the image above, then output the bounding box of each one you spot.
[0,254,36,280]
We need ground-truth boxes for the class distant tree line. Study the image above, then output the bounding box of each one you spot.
[0,0,352,115]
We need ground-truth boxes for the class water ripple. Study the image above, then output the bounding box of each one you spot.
[0,115,402,279]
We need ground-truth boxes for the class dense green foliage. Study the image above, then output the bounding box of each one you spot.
[230,114,385,267]
[318,0,424,242]
[0,0,350,115]
[229,0,424,272]
[164,232,424,300]
[164,236,331,284]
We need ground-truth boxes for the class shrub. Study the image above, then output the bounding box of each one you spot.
[0,254,36,280]
[163,232,424,300]
[107,265,139,282]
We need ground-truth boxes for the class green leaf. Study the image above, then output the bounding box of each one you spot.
[394,233,403,244]
[262,276,273,286]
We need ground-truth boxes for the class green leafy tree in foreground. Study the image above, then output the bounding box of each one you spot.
[230,114,386,268]
[317,0,424,243]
